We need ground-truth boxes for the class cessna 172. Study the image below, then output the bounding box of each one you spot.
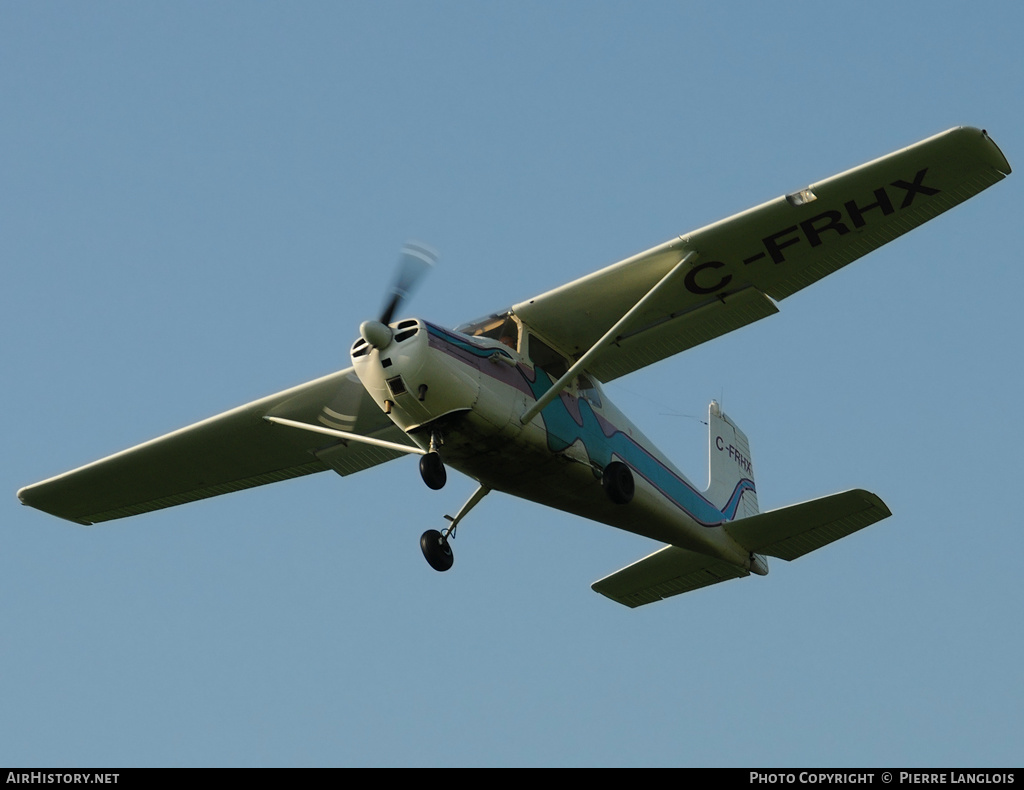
[18,127,1010,607]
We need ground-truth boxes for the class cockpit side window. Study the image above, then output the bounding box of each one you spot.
[528,334,569,380]
[495,317,519,350]
[577,374,602,408]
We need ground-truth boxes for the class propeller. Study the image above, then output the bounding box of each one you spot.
[380,241,438,324]
[360,241,438,350]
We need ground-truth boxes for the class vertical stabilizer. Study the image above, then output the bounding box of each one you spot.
[705,401,758,520]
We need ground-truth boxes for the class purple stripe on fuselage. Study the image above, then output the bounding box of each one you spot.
[424,322,753,527]
[425,323,533,396]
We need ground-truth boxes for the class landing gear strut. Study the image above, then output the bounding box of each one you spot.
[419,484,491,573]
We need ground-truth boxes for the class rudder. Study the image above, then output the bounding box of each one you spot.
[705,401,758,520]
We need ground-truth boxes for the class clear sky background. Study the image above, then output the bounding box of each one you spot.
[3,2,1021,768]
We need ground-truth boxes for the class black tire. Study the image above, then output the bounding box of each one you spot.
[420,529,454,572]
[602,461,634,505]
[419,451,447,490]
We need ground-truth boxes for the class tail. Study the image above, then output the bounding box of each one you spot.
[592,401,893,608]
[704,400,759,520]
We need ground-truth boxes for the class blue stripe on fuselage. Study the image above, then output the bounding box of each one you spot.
[425,323,753,527]
[524,371,743,527]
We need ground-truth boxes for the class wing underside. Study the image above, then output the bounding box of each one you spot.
[514,127,1010,381]
[18,368,408,525]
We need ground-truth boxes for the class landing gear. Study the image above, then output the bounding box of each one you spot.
[419,451,447,490]
[602,461,634,505]
[420,529,454,572]
[419,484,491,573]
[418,432,447,490]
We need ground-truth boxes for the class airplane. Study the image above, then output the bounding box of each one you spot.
[17,126,1011,607]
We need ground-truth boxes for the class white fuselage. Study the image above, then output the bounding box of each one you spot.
[351,318,752,568]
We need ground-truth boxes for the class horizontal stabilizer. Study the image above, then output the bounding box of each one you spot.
[592,546,749,608]
[725,488,891,561]
[593,488,890,608]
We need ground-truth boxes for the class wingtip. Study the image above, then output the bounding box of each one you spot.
[848,488,893,519]
[16,484,33,507]
[16,482,94,526]
[977,127,1012,175]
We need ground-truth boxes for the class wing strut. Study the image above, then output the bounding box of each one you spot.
[263,416,425,455]
[519,250,698,424]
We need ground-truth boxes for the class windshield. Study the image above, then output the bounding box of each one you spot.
[455,312,520,350]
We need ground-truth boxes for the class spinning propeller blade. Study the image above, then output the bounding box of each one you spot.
[379,241,438,325]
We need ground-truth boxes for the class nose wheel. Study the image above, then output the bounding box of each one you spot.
[419,451,447,490]
[418,432,447,490]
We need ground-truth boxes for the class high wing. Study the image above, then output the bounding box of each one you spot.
[18,368,414,525]
[20,128,1009,527]
[514,127,1010,381]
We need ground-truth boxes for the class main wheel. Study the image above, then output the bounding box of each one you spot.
[419,451,447,490]
[602,461,634,505]
[420,529,454,572]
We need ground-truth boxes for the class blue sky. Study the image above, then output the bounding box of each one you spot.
[3,2,1022,767]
